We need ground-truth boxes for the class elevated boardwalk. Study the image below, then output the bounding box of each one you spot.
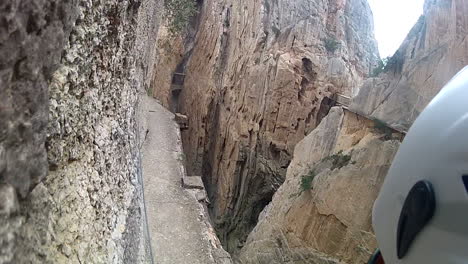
[331,93,351,108]
[171,72,185,95]
[330,93,407,135]
[170,72,186,116]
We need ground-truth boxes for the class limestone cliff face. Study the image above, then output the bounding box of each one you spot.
[151,27,185,109]
[238,0,468,263]
[151,4,201,110]
[351,0,468,131]
[0,0,161,262]
[175,0,378,252]
[238,107,401,263]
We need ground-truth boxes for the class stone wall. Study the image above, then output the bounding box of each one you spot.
[0,0,162,262]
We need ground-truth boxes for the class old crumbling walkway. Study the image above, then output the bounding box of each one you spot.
[140,96,231,264]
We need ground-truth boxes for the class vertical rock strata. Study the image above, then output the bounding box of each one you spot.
[239,0,468,263]
[176,0,379,252]
[1,0,465,262]
[0,0,162,262]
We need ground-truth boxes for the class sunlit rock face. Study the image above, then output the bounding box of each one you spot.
[238,107,401,263]
[173,0,379,253]
[351,0,468,132]
[238,0,468,263]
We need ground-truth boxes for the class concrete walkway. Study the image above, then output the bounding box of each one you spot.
[140,97,231,264]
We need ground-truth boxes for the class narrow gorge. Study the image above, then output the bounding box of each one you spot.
[1,0,467,263]
[154,0,379,253]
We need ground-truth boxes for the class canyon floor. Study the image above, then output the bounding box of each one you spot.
[141,96,232,264]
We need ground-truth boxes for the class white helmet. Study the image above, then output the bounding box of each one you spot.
[370,66,468,264]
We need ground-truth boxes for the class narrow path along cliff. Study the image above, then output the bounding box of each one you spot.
[140,96,232,264]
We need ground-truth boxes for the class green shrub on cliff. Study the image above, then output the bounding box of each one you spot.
[164,0,198,35]
[300,169,317,192]
[324,37,340,53]
[323,150,352,170]
[371,57,390,76]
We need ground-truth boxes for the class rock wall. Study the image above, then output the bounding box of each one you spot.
[175,0,379,252]
[350,0,468,131]
[238,107,401,263]
[150,27,185,110]
[151,2,201,111]
[0,0,78,261]
[0,0,162,262]
[238,0,468,263]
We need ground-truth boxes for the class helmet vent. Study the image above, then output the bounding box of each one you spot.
[462,175,468,193]
[396,180,435,259]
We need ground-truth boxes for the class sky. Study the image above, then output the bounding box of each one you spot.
[367,0,425,58]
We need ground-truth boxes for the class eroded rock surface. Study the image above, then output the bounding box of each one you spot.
[3,0,466,262]
[238,107,401,263]
[1,0,162,262]
[0,0,78,261]
[172,0,379,252]
[238,0,468,263]
[350,0,468,131]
